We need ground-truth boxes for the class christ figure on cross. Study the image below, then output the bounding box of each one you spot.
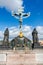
[12,7,30,37]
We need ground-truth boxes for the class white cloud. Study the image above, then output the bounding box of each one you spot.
[0,25,32,40]
[9,26,43,41]
[0,31,4,40]
[0,25,43,41]
[22,25,32,39]
[9,25,32,40]
[9,26,19,38]
[36,26,43,40]
[0,0,23,12]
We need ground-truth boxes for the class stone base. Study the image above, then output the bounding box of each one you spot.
[33,43,40,48]
[0,49,43,65]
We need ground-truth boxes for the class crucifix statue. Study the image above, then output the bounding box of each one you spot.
[12,7,30,38]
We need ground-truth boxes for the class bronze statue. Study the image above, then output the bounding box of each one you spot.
[32,28,40,49]
[32,28,38,43]
[3,28,9,46]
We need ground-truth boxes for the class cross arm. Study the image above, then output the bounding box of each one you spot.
[23,12,30,18]
[12,13,19,17]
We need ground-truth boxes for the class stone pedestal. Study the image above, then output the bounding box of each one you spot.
[34,43,40,48]
[0,50,43,65]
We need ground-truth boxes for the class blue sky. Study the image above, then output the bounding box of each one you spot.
[0,0,43,28]
[0,0,43,40]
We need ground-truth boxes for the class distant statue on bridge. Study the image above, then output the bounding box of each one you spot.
[32,28,40,49]
[3,28,9,46]
[32,28,38,44]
